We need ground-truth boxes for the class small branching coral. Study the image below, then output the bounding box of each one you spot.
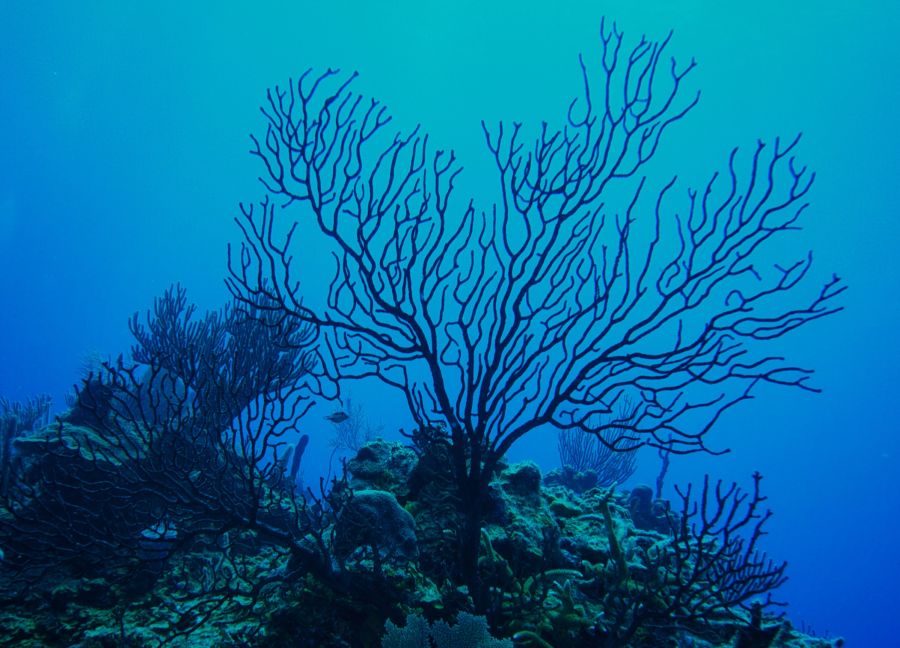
[593,472,788,646]
[553,399,639,491]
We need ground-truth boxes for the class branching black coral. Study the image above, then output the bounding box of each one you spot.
[598,473,787,646]
[228,17,842,602]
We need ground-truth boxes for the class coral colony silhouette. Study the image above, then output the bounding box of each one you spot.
[0,20,843,647]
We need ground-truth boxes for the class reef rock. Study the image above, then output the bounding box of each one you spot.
[333,489,418,563]
[346,439,417,499]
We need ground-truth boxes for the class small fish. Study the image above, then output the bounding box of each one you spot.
[325,411,350,424]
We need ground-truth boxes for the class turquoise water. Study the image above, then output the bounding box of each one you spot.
[2,2,897,644]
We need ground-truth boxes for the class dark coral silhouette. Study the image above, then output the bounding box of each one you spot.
[228,18,842,603]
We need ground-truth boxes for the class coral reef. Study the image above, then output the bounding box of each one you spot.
[0,17,847,647]
[1,435,842,647]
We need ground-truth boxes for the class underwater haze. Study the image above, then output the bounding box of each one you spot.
[1,1,898,646]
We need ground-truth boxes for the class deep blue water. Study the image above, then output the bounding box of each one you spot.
[2,2,898,645]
